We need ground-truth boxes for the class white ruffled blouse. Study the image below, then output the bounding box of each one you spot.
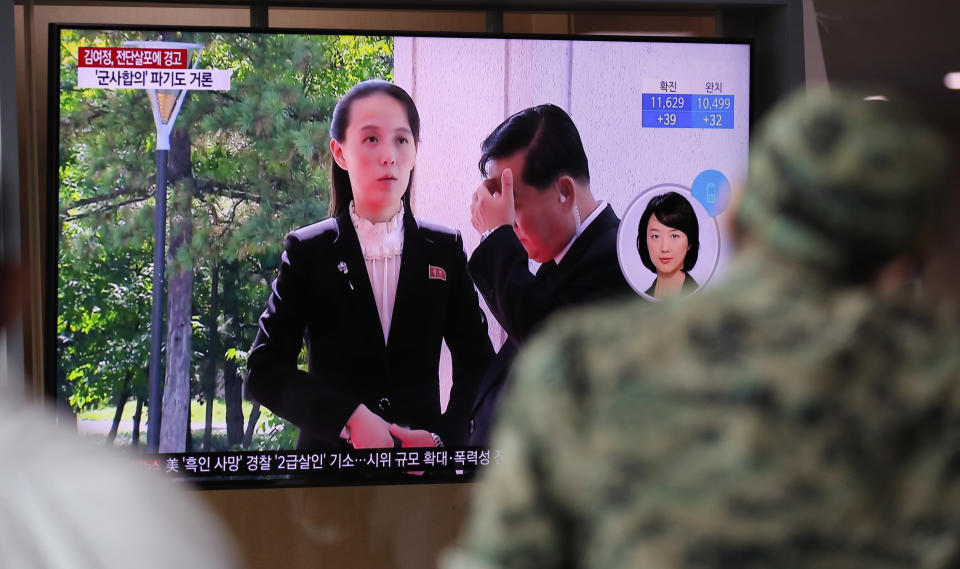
[350,201,404,345]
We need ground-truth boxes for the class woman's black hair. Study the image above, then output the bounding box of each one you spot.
[637,192,700,273]
[478,104,589,190]
[329,80,420,217]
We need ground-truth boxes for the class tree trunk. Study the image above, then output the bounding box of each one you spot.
[185,409,194,452]
[223,260,245,446]
[203,263,220,451]
[243,402,261,448]
[159,128,195,453]
[107,373,132,444]
[202,387,214,450]
[56,318,78,432]
[131,396,143,447]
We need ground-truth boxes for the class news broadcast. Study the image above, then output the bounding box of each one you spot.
[52,25,750,486]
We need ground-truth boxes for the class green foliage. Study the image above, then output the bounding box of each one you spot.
[58,29,393,426]
[79,399,297,451]
[246,413,301,451]
[58,219,152,409]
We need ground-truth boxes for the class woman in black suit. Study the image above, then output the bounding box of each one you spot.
[246,80,493,450]
[637,192,701,299]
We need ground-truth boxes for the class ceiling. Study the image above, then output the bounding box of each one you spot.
[813,0,960,144]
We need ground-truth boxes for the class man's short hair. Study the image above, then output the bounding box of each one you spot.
[478,104,589,190]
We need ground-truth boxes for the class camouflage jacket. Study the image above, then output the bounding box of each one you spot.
[444,250,960,569]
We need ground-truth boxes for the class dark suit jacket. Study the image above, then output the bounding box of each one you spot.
[246,209,494,449]
[644,272,700,298]
[465,203,633,446]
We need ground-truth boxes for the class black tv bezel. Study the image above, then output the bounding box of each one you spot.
[47,22,753,490]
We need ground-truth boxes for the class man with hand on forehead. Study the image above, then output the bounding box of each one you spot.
[464,104,633,447]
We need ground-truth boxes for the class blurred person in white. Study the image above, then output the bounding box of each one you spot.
[0,260,246,569]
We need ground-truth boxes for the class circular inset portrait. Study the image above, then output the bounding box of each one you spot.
[617,185,721,301]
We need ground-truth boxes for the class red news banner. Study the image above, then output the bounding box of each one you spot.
[77,46,232,90]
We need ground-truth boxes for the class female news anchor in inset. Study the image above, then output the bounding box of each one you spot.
[638,191,700,299]
[246,80,493,451]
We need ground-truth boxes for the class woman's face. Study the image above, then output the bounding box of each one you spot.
[646,214,690,276]
[331,93,417,221]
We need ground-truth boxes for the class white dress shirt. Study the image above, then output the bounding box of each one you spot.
[554,200,607,264]
[350,201,404,344]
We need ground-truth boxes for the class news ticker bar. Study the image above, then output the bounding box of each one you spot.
[138,447,502,478]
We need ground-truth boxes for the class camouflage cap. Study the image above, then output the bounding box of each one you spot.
[736,87,949,281]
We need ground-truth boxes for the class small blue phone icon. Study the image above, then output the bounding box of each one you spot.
[705,182,717,203]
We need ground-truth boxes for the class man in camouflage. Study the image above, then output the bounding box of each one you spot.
[442,89,960,569]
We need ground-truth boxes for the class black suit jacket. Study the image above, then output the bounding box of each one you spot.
[246,209,494,449]
[465,203,633,446]
[644,272,700,298]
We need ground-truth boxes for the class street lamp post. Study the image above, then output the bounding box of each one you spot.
[123,40,203,452]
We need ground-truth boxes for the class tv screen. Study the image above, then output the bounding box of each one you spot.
[51,24,750,487]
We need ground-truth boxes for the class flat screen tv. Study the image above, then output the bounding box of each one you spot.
[50,23,751,487]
